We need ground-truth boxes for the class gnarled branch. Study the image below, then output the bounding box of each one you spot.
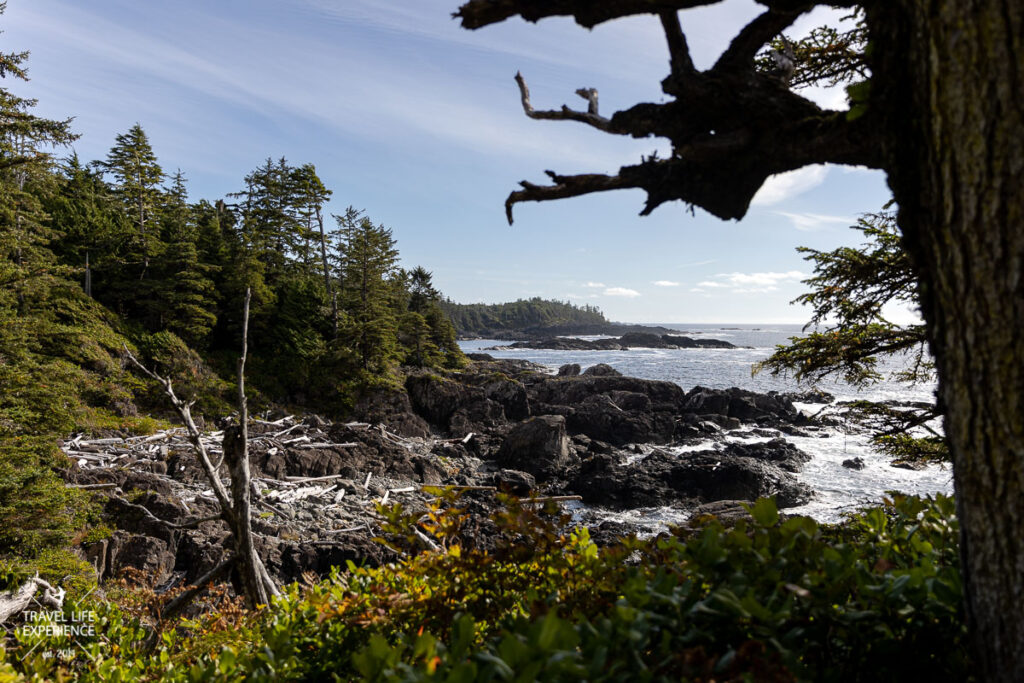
[514,72,615,133]
[455,0,856,30]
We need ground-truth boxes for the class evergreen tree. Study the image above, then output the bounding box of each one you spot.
[98,123,165,280]
[755,209,941,462]
[0,35,76,305]
[44,154,130,300]
[336,214,399,373]
[154,170,217,346]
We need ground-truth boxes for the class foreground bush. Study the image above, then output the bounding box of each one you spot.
[2,493,966,682]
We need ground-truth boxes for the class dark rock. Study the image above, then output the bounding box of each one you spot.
[406,374,480,428]
[466,353,494,361]
[569,441,812,510]
[722,438,812,473]
[618,332,673,348]
[494,415,574,479]
[843,457,866,470]
[689,500,754,526]
[558,363,581,377]
[491,333,736,351]
[105,531,175,584]
[488,469,536,495]
[588,520,638,546]
[582,363,621,377]
[662,334,738,349]
[356,390,431,438]
[892,460,928,471]
[784,389,836,404]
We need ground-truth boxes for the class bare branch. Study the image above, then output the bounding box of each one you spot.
[457,0,724,30]
[122,346,236,523]
[660,10,694,80]
[114,496,224,530]
[514,72,615,133]
[454,0,854,30]
[506,170,639,224]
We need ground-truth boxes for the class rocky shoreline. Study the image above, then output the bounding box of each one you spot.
[486,332,742,351]
[62,356,836,594]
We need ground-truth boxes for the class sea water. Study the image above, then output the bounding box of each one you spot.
[459,324,954,528]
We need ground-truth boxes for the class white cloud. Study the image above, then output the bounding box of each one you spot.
[604,287,641,298]
[721,271,805,287]
[775,211,853,232]
[653,280,680,287]
[583,281,606,288]
[692,271,806,296]
[751,165,829,206]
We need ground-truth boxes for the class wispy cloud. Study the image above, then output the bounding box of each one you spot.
[774,211,853,232]
[583,281,606,288]
[692,271,806,295]
[19,1,651,174]
[652,280,680,287]
[604,287,641,298]
[751,165,829,206]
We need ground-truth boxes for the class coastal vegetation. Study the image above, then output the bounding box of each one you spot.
[441,298,606,338]
[0,1,1016,681]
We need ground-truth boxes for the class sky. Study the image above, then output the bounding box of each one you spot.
[2,0,904,324]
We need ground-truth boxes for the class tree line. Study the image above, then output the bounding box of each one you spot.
[8,118,464,407]
[441,297,606,337]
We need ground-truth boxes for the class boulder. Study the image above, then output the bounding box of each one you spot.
[557,363,581,377]
[488,469,536,495]
[494,415,574,479]
[353,391,431,438]
[843,457,866,470]
[582,363,622,377]
[104,531,176,584]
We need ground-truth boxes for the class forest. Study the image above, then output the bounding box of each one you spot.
[441,297,607,337]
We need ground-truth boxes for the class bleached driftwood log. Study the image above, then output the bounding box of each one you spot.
[0,576,65,623]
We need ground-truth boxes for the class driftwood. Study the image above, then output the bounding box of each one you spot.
[0,576,65,623]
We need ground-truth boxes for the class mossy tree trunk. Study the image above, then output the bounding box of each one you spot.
[872,2,1024,679]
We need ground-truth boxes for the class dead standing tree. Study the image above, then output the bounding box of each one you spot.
[454,1,1024,680]
[124,288,279,611]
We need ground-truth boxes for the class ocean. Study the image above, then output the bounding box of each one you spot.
[459,323,954,527]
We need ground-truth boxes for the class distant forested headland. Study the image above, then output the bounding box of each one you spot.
[440,297,607,337]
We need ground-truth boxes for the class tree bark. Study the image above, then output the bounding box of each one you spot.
[871,1,1024,679]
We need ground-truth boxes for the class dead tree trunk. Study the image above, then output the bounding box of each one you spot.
[124,287,278,611]
[316,205,339,337]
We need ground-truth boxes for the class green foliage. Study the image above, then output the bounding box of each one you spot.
[754,210,946,464]
[758,10,868,91]
[18,494,966,681]
[442,297,607,337]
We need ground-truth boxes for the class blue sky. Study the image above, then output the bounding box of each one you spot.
[4,0,900,324]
